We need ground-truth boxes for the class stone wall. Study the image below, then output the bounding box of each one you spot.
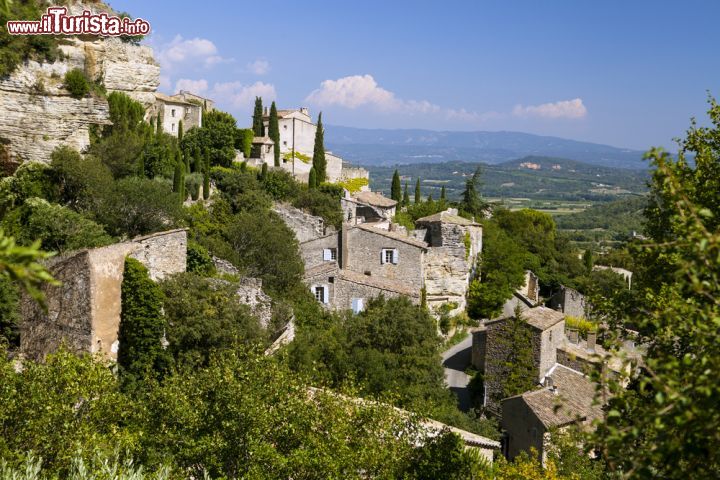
[500,395,546,460]
[471,327,487,372]
[273,203,327,243]
[345,227,425,291]
[235,277,273,329]
[20,229,187,361]
[300,233,340,270]
[0,3,159,168]
[548,286,586,318]
[537,321,565,381]
[333,274,419,311]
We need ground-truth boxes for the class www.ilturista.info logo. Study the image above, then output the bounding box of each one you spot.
[5,6,150,36]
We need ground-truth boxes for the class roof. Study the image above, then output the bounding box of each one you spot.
[523,306,565,331]
[339,270,419,297]
[422,418,501,449]
[154,92,195,107]
[355,224,428,249]
[263,109,311,120]
[416,210,479,226]
[353,191,398,208]
[485,305,564,331]
[252,136,275,145]
[303,262,339,279]
[507,364,603,429]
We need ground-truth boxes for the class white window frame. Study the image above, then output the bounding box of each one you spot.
[171,108,176,117]
[381,248,399,265]
[311,285,329,304]
[323,248,337,261]
[351,298,365,314]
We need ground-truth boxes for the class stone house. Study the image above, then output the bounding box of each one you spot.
[548,285,587,318]
[473,306,566,406]
[250,136,275,166]
[20,229,188,361]
[518,270,540,304]
[173,90,215,111]
[416,210,482,315]
[500,364,602,461]
[150,92,203,137]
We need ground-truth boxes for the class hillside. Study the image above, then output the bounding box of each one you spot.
[366,156,649,203]
[325,125,647,169]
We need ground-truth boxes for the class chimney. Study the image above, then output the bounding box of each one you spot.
[544,377,554,389]
[587,331,597,352]
[567,328,579,344]
[300,107,309,116]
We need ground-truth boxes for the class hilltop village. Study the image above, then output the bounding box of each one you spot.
[0,1,718,478]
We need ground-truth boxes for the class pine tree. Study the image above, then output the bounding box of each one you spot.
[308,167,318,189]
[414,178,421,204]
[461,167,487,218]
[312,113,326,183]
[252,97,264,137]
[440,186,446,201]
[177,120,183,143]
[403,183,410,206]
[268,101,280,167]
[391,170,401,201]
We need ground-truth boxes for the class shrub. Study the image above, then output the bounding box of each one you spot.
[565,315,597,337]
[186,241,215,276]
[63,69,89,99]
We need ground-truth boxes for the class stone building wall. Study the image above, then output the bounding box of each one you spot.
[20,229,187,361]
[537,321,565,381]
[235,277,273,329]
[345,227,425,291]
[300,233,340,270]
[500,395,546,460]
[273,203,327,243]
[547,286,586,318]
[333,275,419,311]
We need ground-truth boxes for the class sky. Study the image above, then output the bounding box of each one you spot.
[109,0,720,150]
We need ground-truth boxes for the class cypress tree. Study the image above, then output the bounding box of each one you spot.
[172,154,182,194]
[149,116,155,132]
[268,101,281,167]
[312,112,326,183]
[252,97,264,136]
[414,178,421,204]
[440,185,446,201]
[403,183,410,206]
[391,169,401,202]
[308,167,318,189]
[202,156,210,200]
[193,147,202,173]
[156,112,162,136]
[117,258,169,388]
[260,162,268,180]
[183,150,190,172]
[137,155,145,178]
[177,120,183,143]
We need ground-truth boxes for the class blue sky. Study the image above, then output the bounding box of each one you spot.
[109,0,720,150]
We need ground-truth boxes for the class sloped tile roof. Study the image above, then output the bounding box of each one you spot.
[353,191,398,208]
[355,224,428,249]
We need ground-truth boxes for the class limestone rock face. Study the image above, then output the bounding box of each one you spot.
[0,1,159,169]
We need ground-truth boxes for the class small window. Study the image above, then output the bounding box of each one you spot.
[313,286,326,303]
[328,276,334,284]
[283,125,287,129]
[283,141,288,146]
[381,248,398,265]
[352,298,365,314]
[323,248,337,261]
[171,108,176,117]
[171,123,175,132]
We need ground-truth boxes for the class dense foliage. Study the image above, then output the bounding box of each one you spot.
[312,112,327,182]
[0,0,61,77]
[63,69,90,99]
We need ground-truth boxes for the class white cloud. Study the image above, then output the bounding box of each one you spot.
[512,98,587,119]
[306,75,397,110]
[175,78,209,94]
[247,59,270,75]
[211,81,276,109]
[155,35,232,72]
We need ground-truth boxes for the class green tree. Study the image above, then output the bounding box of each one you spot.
[181,110,238,168]
[403,183,410,206]
[63,68,89,99]
[440,185,446,201]
[177,119,183,143]
[391,169,402,202]
[308,166,317,189]
[234,128,254,159]
[594,98,720,478]
[414,178,421,203]
[582,248,594,272]
[252,96,264,136]
[117,258,169,388]
[312,113,327,183]
[268,101,281,167]
[460,166,487,219]
[172,155,182,194]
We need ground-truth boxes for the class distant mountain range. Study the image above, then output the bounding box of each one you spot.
[324,126,647,170]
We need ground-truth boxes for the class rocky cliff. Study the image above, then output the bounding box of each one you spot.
[0,2,159,172]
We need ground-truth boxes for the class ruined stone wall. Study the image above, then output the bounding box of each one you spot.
[300,233,340,270]
[345,228,424,291]
[548,286,586,318]
[273,203,326,243]
[20,229,187,361]
[20,251,94,360]
[235,277,273,329]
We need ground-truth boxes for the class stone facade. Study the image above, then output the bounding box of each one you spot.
[273,203,329,243]
[150,93,203,137]
[20,229,187,361]
[416,210,482,315]
[518,270,540,304]
[548,285,586,318]
[0,3,159,170]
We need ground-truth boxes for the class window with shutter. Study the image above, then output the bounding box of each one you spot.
[322,285,329,304]
[392,248,399,264]
[352,298,365,314]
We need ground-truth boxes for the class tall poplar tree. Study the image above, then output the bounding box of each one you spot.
[391,170,401,202]
[312,112,326,183]
[403,183,410,206]
[252,97,264,137]
[177,120,183,143]
[414,178,421,204]
[268,101,280,167]
[440,185,446,201]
